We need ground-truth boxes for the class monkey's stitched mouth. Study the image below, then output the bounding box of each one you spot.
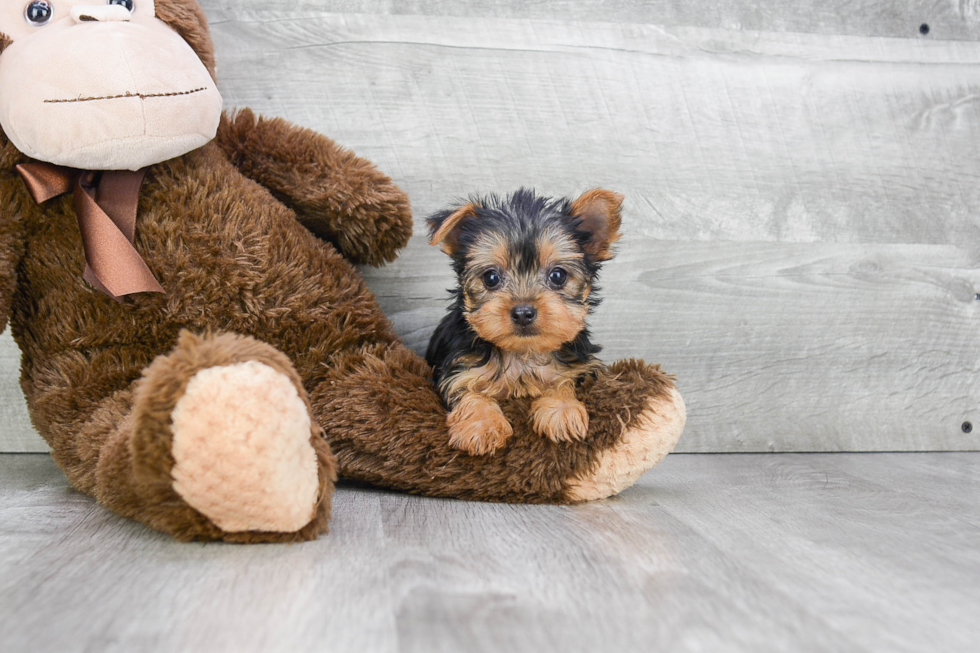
[44,87,207,104]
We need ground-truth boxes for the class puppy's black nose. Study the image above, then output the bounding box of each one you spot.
[511,305,537,326]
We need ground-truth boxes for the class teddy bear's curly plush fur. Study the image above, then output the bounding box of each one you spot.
[0,0,685,542]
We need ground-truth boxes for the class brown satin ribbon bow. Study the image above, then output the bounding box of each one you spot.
[16,162,165,302]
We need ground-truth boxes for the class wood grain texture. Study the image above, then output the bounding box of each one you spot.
[360,238,980,452]
[0,331,44,453]
[2,452,978,653]
[202,0,980,41]
[203,7,980,451]
[3,4,979,453]
[204,11,980,247]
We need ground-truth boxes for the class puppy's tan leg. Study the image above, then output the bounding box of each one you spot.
[531,383,589,443]
[447,392,514,455]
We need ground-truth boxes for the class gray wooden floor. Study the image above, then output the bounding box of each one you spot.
[1,454,978,652]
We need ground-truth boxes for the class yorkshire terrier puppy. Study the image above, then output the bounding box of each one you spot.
[425,188,624,455]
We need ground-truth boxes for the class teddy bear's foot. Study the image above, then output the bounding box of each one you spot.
[169,360,320,533]
[94,331,335,542]
[564,384,685,502]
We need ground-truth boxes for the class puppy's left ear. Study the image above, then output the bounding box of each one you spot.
[571,189,624,261]
[427,203,478,256]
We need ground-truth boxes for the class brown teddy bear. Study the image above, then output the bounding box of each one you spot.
[0,0,686,542]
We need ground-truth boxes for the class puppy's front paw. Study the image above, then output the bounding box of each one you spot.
[531,392,589,443]
[447,394,514,455]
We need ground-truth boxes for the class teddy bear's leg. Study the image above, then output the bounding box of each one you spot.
[309,342,685,503]
[70,331,335,542]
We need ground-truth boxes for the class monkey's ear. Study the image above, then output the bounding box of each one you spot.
[154,0,216,79]
[571,189,624,261]
[427,203,478,256]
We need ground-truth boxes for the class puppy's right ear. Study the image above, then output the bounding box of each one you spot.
[427,203,478,256]
[570,189,624,262]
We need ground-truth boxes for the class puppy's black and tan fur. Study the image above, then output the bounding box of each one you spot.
[426,188,624,455]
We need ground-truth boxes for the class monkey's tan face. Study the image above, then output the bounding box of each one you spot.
[0,1,222,171]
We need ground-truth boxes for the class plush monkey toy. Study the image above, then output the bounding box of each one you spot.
[0,0,686,542]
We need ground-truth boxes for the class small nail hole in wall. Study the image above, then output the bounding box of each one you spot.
[963,422,973,434]
[919,23,930,35]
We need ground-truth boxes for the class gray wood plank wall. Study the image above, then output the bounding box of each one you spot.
[1,1,978,452]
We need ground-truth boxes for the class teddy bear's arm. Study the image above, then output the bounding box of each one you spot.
[215,109,413,266]
[0,195,28,333]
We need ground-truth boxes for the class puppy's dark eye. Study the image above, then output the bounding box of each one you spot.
[483,270,502,290]
[548,267,568,288]
[108,0,134,10]
[25,1,53,26]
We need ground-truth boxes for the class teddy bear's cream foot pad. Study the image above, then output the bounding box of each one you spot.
[567,387,686,502]
[170,361,320,533]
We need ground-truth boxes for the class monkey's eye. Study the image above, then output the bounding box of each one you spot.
[108,0,134,10]
[25,1,53,26]
[482,270,502,290]
[548,267,568,288]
